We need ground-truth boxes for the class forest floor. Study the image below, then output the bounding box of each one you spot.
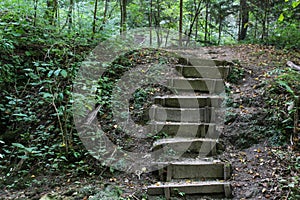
[1,44,300,200]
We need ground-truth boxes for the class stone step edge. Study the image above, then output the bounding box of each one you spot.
[149,121,216,125]
[152,138,219,156]
[167,77,224,81]
[177,57,235,66]
[147,180,232,198]
[154,95,224,108]
[175,65,230,79]
[153,160,231,181]
[153,137,218,146]
[154,95,224,98]
[175,64,232,68]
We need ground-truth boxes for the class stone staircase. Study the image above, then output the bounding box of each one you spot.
[147,57,233,199]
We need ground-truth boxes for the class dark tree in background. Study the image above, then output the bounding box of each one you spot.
[238,0,249,40]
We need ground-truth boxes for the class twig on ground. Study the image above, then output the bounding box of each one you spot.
[287,61,300,72]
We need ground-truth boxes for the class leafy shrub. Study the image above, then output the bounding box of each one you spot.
[264,68,300,145]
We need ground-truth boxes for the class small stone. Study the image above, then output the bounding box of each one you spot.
[245,190,253,198]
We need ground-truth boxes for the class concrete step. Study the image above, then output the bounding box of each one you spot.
[178,57,234,67]
[176,65,230,79]
[167,78,225,94]
[150,106,215,123]
[154,95,224,108]
[147,180,232,199]
[155,159,231,181]
[152,137,218,156]
[148,122,218,138]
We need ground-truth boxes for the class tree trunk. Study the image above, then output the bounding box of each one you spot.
[204,0,209,43]
[92,0,98,39]
[68,0,74,30]
[34,0,38,26]
[187,0,203,38]
[238,0,249,41]
[100,0,109,30]
[218,4,222,45]
[149,0,153,45]
[262,0,269,41]
[120,0,127,34]
[155,0,161,46]
[179,0,183,46]
[45,0,58,26]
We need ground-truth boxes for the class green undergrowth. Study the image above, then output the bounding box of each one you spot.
[97,48,178,150]
[0,15,101,188]
[264,67,300,147]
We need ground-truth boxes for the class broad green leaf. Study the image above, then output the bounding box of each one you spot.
[12,113,28,117]
[278,13,284,22]
[277,80,295,96]
[41,92,53,99]
[12,143,25,149]
[25,51,31,56]
[48,70,54,77]
[60,69,67,78]
[292,1,300,8]
[54,69,61,76]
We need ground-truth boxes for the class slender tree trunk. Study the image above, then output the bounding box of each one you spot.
[179,0,183,46]
[218,4,222,45]
[156,0,160,27]
[53,0,58,26]
[120,0,127,34]
[92,0,98,39]
[195,13,198,41]
[68,0,74,30]
[187,0,202,38]
[238,0,249,40]
[149,0,153,45]
[155,0,161,46]
[254,18,257,39]
[204,0,209,43]
[100,0,109,30]
[34,0,38,27]
[46,0,58,26]
[262,0,269,41]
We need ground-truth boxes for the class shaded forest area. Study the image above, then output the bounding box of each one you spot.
[0,0,300,199]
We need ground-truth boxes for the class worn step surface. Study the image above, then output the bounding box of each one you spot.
[152,137,218,156]
[178,57,234,67]
[148,122,218,138]
[167,78,225,93]
[147,180,232,198]
[176,65,230,79]
[147,58,232,199]
[150,106,216,123]
[156,159,231,181]
[154,95,224,108]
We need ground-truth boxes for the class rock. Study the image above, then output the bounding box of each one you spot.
[244,188,259,199]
